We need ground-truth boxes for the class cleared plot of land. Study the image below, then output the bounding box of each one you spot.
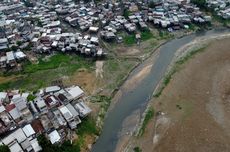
[134,38,230,152]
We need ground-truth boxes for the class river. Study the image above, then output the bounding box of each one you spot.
[92,28,230,152]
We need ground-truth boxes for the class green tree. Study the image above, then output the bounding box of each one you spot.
[148,1,155,8]
[27,94,36,101]
[22,0,34,7]
[38,134,80,152]
[133,146,142,152]
[16,41,22,46]
[0,145,10,152]
[60,141,80,152]
[11,45,18,51]
[37,134,55,151]
[123,8,130,19]
[191,0,206,9]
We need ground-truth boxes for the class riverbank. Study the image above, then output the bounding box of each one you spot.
[0,27,173,152]
[121,31,230,152]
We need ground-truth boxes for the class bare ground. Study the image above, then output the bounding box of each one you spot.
[0,76,19,84]
[132,38,230,152]
[63,68,100,95]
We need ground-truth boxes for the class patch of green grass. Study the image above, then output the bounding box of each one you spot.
[0,82,11,91]
[163,68,177,86]
[92,95,111,120]
[123,34,136,45]
[0,53,94,91]
[75,117,99,149]
[176,47,206,65]
[24,53,92,74]
[123,9,131,19]
[133,146,142,152]
[154,67,176,97]
[91,95,111,103]
[141,30,154,41]
[158,30,173,40]
[106,59,119,71]
[189,23,196,31]
[76,118,99,137]
[27,94,36,101]
[0,145,10,152]
[104,58,138,91]
[138,108,154,136]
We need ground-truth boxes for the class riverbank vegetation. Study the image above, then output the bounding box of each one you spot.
[75,117,99,150]
[0,25,211,152]
[38,134,80,152]
[138,107,154,136]
[129,37,230,152]
[154,46,207,98]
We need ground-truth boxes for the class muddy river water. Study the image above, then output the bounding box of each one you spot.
[92,28,230,152]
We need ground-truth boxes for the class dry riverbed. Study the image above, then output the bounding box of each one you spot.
[125,37,230,152]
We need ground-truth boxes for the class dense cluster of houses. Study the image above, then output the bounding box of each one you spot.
[32,0,213,43]
[0,49,26,69]
[146,0,212,30]
[206,0,230,19]
[0,0,107,70]
[0,85,92,152]
[0,0,216,67]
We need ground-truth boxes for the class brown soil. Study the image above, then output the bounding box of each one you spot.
[134,38,230,152]
[0,75,19,84]
[116,47,141,56]
[114,30,161,58]
[80,134,96,152]
[63,69,99,95]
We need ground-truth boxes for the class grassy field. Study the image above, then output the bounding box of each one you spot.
[123,34,136,45]
[123,30,154,46]
[75,117,99,150]
[103,58,139,93]
[24,53,93,74]
[141,30,154,41]
[0,53,94,91]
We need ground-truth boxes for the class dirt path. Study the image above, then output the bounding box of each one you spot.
[132,38,230,152]
[96,61,104,79]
